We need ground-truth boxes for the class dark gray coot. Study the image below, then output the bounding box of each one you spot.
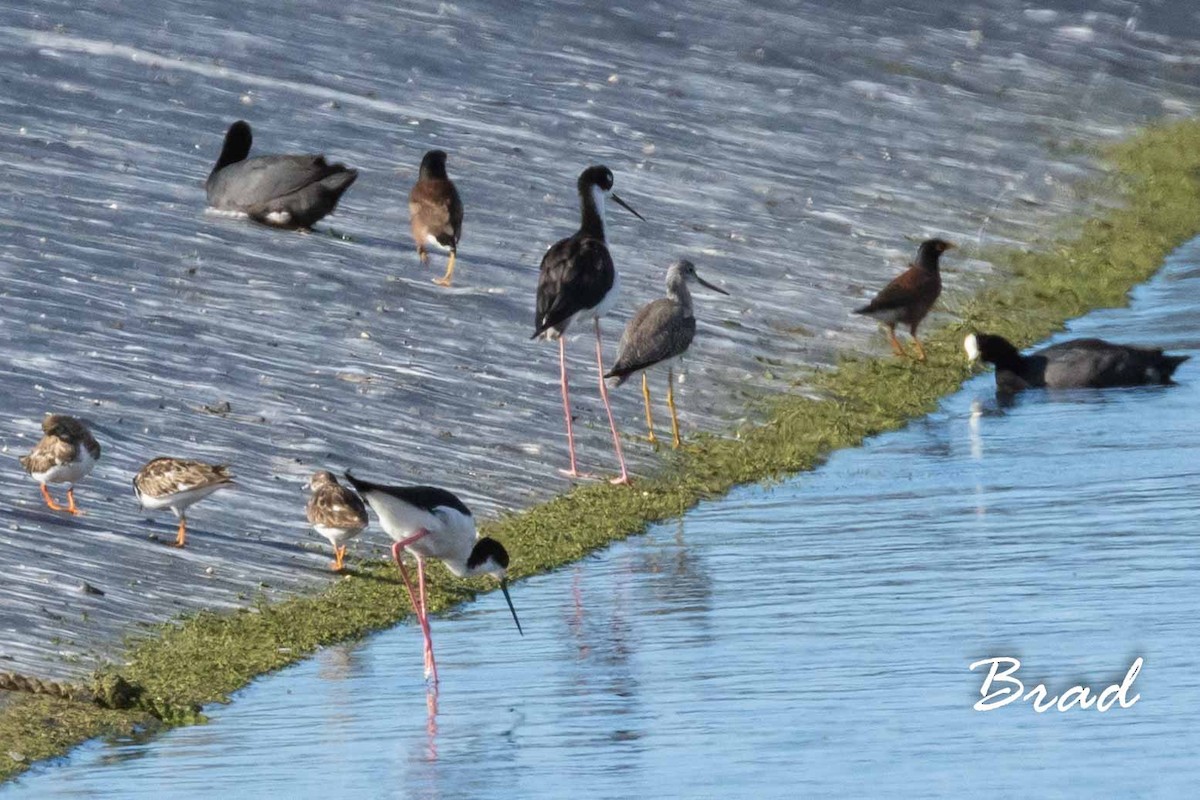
[205,120,358,229]
[966,332,1189,393]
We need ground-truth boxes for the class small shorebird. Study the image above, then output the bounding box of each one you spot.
[854,238,955,360]
[532,165,644,484]
[344,472,522,685]
[19,414,101,515]
[133,458,234,547]
[605,259,728,448]
[408,150,463,286]
[306,470,368,571]
[966,333,1190,393]
[205,120,358,230]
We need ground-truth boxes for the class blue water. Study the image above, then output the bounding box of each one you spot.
[6,245,1198,797]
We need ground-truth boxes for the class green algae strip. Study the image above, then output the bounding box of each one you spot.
[3,119,1200,780]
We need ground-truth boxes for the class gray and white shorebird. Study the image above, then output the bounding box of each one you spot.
[408,150,464,286]
[532,165,645,484]
[205,120,358,230]
[605,260,728,448]
[305,470,369,572]
[19,414,101,515]
[343,472,522,685]
[133,458,234,548]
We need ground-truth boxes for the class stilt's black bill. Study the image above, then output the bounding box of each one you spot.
[696,275,729,295]
[610,193,645,221]
[500,579,523,636]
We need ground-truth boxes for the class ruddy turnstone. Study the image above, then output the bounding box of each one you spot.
[19,414,101,515]
[133,457,234,547]
[854,238,955,361]
[408,150,463,286]
[305,470,368,572]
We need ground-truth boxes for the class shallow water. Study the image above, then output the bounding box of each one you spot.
[6,233,1198,796]
[4,0,1200,678]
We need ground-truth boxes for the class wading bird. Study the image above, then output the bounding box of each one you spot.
[344,472,522,685]
[408,150,463,286]
[133,458,234,547]
[605,259,728,448]
[205,120,358,229]
[532,165,644,483]
[854,238,955,360]
[305,470,369,571]
[19,414,101,515]
[965,333,1189,394]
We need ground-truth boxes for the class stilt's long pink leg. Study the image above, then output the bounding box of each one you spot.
[559,336,582,477]
[392,535,437,683]
[417,556,438,685]
[594,317,630,485]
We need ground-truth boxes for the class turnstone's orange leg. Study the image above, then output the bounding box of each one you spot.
[886,324,906,357]
[433,251,456,287]
[641,373,658,445]
[65,487,85,516]
[40,484,66,512]
[174,517,188,548]
[332,545,346,572]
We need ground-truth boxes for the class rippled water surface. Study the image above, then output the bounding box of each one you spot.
[4,0,1200,678]
[6,233,1198,796]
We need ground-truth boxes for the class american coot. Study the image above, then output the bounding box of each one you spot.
[19,414,101,516]
[408,150,463,286]
[342,472,522,685]
[205,120,358,230]
[305,471,368,573]
[965,332,1189,393]
[605,259,728,449]
[132,458,235,548]
[532,166,645,484]
[854,238,955,360]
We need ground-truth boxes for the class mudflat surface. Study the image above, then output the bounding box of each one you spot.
[3,0,1200,679]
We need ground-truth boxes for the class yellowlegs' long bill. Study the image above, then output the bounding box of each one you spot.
[19,414,101,516]
[408,149,463,286]
[605,259,728,448]
[531,165,645,484]
[343,472,522,686]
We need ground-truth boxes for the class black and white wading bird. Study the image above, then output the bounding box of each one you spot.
[605,259,728,448]
[344,472,522,685]
[408,150,464,286]
[532,165,645,484]
[965,333,1190,394]
[205,120,358,229]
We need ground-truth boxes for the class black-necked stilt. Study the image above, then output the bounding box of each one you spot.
[965,333,1190,393]
[853,238,955,361]
[343,472,522,685]
[532,165,644,484]
[19,414,101,516]
[605,259,728,448]
[305,470,369,572]
[132,457,235,548]
[408,150,464,287]
[205,120,358,230]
